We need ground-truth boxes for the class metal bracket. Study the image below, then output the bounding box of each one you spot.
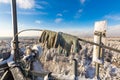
[94,31,106,37]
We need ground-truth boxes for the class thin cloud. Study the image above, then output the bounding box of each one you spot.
[0,0,47,15]
[80,0,86,4]
[55,18,63,23]
[0,0,10,4]
[17,11,47,15]
[0,0,35,9]
[35,20,42,24]
[63,10,68,13]
[74,9,83,18]
[38,1,48,5]
[0,10,47,15]
[17,0,35,9]
[35,4,44,9]
[56,13,63,17]
[104,14,120,21]
[35,1,49,9]
[78,9,83,13]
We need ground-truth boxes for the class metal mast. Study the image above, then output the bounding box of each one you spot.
[11,0,19,61]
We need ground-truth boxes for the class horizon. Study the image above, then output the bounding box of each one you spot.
[0,0,120,37]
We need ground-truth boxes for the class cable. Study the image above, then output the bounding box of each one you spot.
[13,29,43,41]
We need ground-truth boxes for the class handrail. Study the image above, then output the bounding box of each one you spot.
[78,38,120,53]
[13,29,43,41]
[2,29,119,79]
[13,29,120,53]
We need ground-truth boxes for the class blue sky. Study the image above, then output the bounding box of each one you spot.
[0,0,120,37]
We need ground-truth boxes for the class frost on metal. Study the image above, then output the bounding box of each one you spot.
[94,20,107,32]
[39,30,82,56]
[93,20,107,63]
[10,67,25,80]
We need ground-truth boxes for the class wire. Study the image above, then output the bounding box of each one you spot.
[13,29,43,41]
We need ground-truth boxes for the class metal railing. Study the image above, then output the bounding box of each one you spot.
[15,29,120,80]
[15,29,120,53]
[78,38,120,53]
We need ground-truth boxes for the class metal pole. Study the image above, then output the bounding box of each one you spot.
[11,0,19,61]
[73,59,77,80]
[95,33,102,79]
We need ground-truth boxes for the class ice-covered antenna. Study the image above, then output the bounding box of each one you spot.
[11,0,19,61]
